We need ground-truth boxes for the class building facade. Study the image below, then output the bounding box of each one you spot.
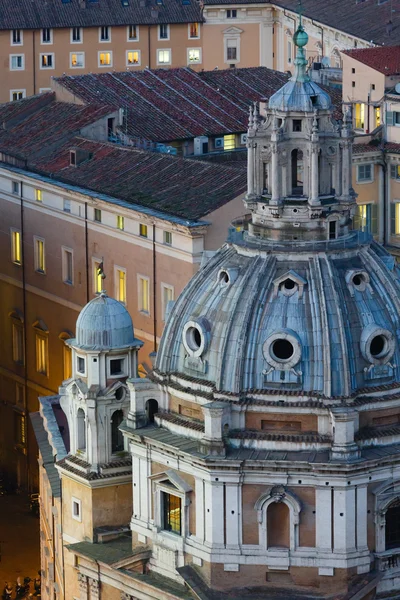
[34,22,400,600]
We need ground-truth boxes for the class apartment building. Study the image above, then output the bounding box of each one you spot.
[0,0,203,103]
[0,92,247,491]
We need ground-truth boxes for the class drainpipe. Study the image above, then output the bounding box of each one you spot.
[367,92,371,134]
[20,181,30,491]
[152,224,157,353]
[32,32,36,95]
[379,144,388,246]
[85,202,89,303]
[148,26,151,69]
[311,19,324,60]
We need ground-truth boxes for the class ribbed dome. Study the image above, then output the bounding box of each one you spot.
[75,293,135,350]
[156,239,400,398]
[268,79,332,112]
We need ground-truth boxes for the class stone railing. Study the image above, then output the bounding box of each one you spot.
[375,550,400,571]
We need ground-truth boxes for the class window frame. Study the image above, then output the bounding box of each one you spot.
[94,208,102,222]
[40,53,55,70]
[107,355,127,378]
[117,215,124,230]
[188,22,200,39]
[93,258,104,294]
[10,228,22,265]
[63,198,71,213]
[12,181,20,195]
[35,331,49,376]
[127,25,139,41]
[72,497,82,522]
[99,25,111,42]
[70,27,83,44]
[114,266,127,304]
[158,24,170,41]
[139,223,148,238]
[226,9,237,17]
[9,54,25,71]
[70,51,85,69]
[41,28,53,45]
[163,230,172,245]
[126,49,141,67]
[98,51,113,67]
[34,236,46,274]
[161,282,174,321]
[15,413,27,448]
[138,274,150,315]
[11,29,23,46]
[35,188,43,202]
[187,48,201,64]
[157,48,171,66]
[357,163,374,184]
[76,355,86,376]
[224,36,240,64]
[10,89,26,101]
[59,331,73,380]
[62,246,74,285]
[11,318,24,365]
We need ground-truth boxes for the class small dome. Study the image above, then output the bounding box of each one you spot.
[268,78,331,113]
[74,293,136,350]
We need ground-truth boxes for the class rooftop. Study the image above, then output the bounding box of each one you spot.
[203,0,400,47]
[55,67,290,141]
[342,45,400,76]
[0,0,201,30]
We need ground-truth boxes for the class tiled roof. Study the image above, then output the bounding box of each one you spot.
[55,67,289,141]
[342,46,400,75]
[0,0,201,30]
[204,0,400,46]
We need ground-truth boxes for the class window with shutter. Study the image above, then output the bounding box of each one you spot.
[371,204,378,235]
[391,203,396,235]
[386,111,394,126]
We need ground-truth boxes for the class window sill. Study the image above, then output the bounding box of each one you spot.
[356,180,374,184]
[13,261,22,267]
[35,269,46,275]
[63,280,73,286]
[139,310,150,317]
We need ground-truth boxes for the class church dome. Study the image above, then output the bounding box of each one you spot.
[74,293,136,350]
[156,239,400,398]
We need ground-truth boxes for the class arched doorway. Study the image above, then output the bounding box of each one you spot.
[291,149,303,195]
[145,399,159,424]
[77,408,86,451]
[386,499,400,550]
[111,409,124,453]
[267,502,290,548]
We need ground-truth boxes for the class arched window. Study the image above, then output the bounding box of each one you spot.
[267,502,290,548]
[9,310,24,365]
[33,319,49,376]
[111,409,124,453]
[386,499,400,550]
[291,149,303,195]
[146,399,158,424]
[77,408,86,451]
[59,331,73,381]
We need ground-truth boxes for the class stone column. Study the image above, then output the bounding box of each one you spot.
[341,140,351,199]
[333,487,356,553]
[310,144,319,204]
[316,488,332,551]
[77,574,88,600]
[204,480,225,547]
[247,141,256,197]
[330,408,360,461]
[356,485,368,551]
[270,143,280,205]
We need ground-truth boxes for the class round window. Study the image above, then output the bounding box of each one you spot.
[182,318,210,358]
[370,335,387,358]
[271,339,294,362]
[360,325,394,365]
[115,387,125,401]
[219,270,230,285]
[352,274,363,287]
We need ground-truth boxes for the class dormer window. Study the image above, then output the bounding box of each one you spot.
[293,119,302,132]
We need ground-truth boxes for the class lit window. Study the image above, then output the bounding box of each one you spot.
[34,237,45,273]
[36,334,48,375]
[12,29,22,45]
[15,414,26,447]
[11,229,22,265]
[139,223,148,237]
[71,27,82,43]
[139,276,150,313]
[42,28,52,44]
[354,204,378,234]
[188,48,201,64]
[62,247,73,285]
[10,90,25,101]
[159,24,169,40]
[224,134,236,151]
[375,107,381,127]
[161,284,174,320]
[35,189,42,202]
[117,215,124,230]
[354,103,365,130]
[116,268,126,303]
[59,332,73,380]
[357,164,373,182]
[94,208,101,222]
[99,51,112,66]
[162,492,181,534]
[94,261,104,294]
[100,26,110,41]
[391,164,400,180]
[189,22,199,38]
[70,52,85,68]
[127,50,140,66]
[128,25,138,40]
[40,53,54,68]
[157,49,171,65]
[10,55,24,70]
[12,181,19,195]
[12,321,24,364]
[63,199,71,213]
[395,204,400,235]
[163,231,172,245]
[227,9,237,17]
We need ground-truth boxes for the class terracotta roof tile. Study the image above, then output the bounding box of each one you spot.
[342,45,400,75]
